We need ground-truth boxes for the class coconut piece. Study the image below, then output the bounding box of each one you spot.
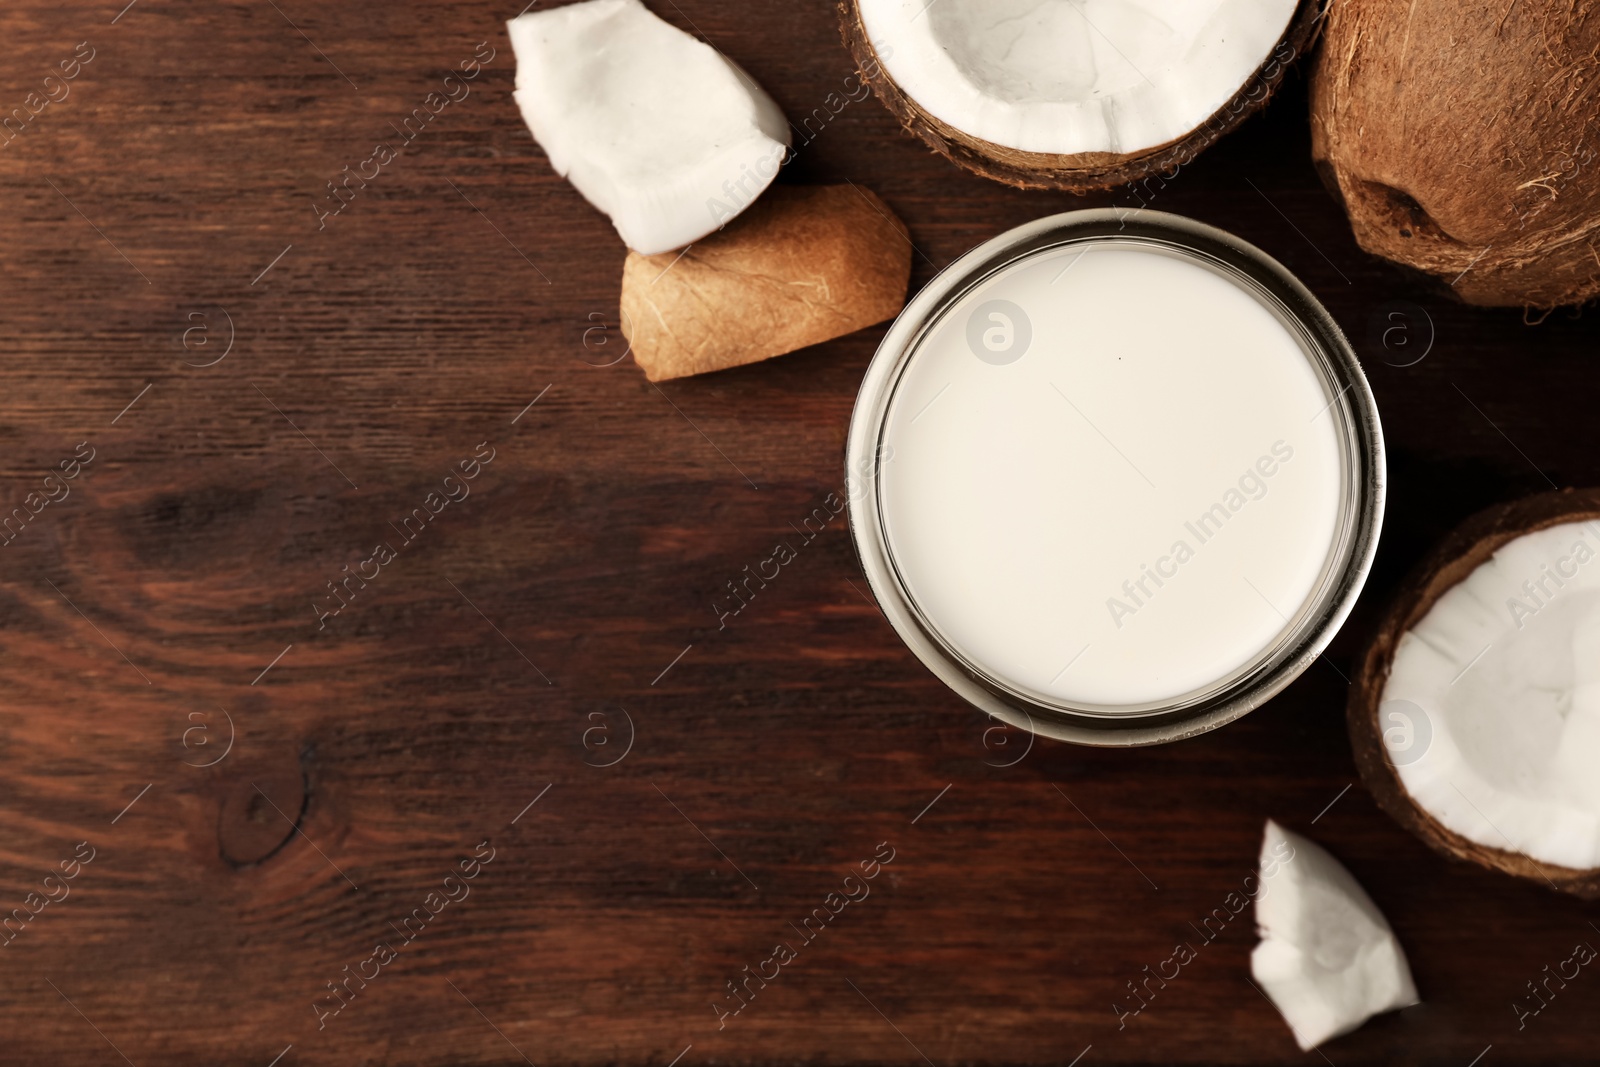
[1311,0,1600,308]
[620,184,911,381]
[1350,489,1600,897]
[508,0,791,255]
[1251,820,1419,1051]
[839,0,1323,192]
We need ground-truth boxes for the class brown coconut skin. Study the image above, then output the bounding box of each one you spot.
[1312,0,1600,309]
[838,0,1326,193]
[1350,489,1600,899]
[620,184,911,381]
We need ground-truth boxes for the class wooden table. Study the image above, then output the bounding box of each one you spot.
[1,2,1595,1064]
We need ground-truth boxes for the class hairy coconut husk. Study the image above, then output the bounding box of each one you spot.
[1350,489,1600,898]
[838,0,1326,193]
[1312,0,1600,309]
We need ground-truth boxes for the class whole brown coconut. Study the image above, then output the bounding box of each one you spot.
[838,0,1326,193]
[1350,489,1600,898]
[1312,0,1600,309]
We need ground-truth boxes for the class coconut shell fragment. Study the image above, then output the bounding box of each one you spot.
[1350,489,1600,898]
[1312,0,1600,308]
[621,184,912,381]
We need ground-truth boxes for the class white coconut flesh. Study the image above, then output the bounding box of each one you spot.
[1251,821,1419,1051]
[508,0,791,255]
[856,0,1298,157]
[1381,520,1600,872]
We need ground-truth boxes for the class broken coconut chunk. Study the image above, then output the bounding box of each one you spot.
[621,184,911,381]
[1251,820,1419,1051]
[508,0,791,255]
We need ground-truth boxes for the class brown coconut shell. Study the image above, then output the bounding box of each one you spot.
[1350,488,1600,898]
[620,184,911,381]
[838,0,1326,193]
[1312,0,1600,309]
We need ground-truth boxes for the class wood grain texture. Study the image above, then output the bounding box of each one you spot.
[0,2,1597,1065]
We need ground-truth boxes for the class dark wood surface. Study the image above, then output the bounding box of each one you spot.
[1,3,1596,1065]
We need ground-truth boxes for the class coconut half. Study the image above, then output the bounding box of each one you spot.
[509,0,791,255]
[1251,820,1420,1051]
[1351,489,1600,897]
[839,0,1324,191]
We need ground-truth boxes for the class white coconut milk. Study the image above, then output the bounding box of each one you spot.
[878,241,1346,709]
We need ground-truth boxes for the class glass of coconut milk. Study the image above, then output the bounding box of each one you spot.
[847,210,1383,745]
